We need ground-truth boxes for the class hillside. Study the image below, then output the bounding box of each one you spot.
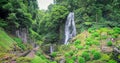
[0,0,120,63]
[50,27,120,63]
[0,28,16,52]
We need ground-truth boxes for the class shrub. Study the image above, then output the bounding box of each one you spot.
[72,56,76,61]
[93,41,100,46]
[51,52,57,57]
[66,58,74,63]
[86,41,92,46]
[69,51,74,56]
[13,38,26,50]
[65,52,71,57]
[101,54,110,61]
[107,60,117,63]
[113,27,120,34]
[118,54,120,59]
[101,36,108,39]
[88,28,96,33]
[76,45,83,49]
[74,39,81,45]
[93,51,101,60]
[78,56,85,63]
[91,50,96,54]
[112,34,118,38]
[84,45,89,49]
[92,32,99,37]
[107,41,112,46]
[82,51,90,61]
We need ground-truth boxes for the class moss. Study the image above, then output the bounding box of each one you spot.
[0,30,15,51]
[118,54,120,59]
[16,57,32,63]
[31,55,49,63]
[107,60,117,63]
[101,54,110,61]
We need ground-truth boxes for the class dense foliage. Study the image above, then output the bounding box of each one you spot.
[0,0,120,63]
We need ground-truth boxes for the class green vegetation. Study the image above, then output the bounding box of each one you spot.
[107,60,117,63]
[0,0,120,63]
[16,57,32,63]
[107,41,113,46]
[78,56,85,63]
[82,51,90,61]
[51,52,57,57]
[93,51,101,60]
[0,29,15,51]
[13,38,26,50]
[31,55,47,63]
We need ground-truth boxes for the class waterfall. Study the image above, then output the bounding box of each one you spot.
[50,44,53,54]
[64,12,76,44]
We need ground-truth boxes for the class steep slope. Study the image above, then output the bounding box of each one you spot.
[51,27,120,63]
[0,28,16,52]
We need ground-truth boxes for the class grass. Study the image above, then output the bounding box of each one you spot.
[0,29,15,51]
[31,55,48,63]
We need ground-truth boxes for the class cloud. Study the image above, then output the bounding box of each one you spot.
[37,0,53,10]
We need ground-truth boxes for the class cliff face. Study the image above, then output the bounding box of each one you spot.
[16,28,28,43]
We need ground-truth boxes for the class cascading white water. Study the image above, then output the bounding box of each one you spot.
[64,12,76,44]
[50,44,53,54]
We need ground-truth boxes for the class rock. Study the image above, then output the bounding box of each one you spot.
[101,46,113,53]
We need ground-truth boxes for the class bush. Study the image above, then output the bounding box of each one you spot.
[51,52,57,57]
[74,39,81,45]
[72,56,76,61]
[86,41,92,46]
[92,32,99,37]
[93,41,100,46]
[88,28,96,33]
[66,58,74,63]
[76,45,83,49]
[13,38,26,50]
[65,52,71,57]
[84,45,89,49]
[93,51,101,60]
[82,51,90,61]
[107,60,117,63]
[113,27,120,34]
[78,56,85,63]
[101,54,110,61]
[107,41,112,46]
[112,34,118,38]
[69,51,74,56]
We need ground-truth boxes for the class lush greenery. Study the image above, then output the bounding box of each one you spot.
[0,0,120,63]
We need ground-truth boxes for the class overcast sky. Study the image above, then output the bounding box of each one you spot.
[37,0,54,10]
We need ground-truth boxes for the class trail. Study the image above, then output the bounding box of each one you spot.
[10,46,39,63]
[26,46,39,58]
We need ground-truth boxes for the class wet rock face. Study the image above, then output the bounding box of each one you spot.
[113,47,120,63]
[16,28,28,43]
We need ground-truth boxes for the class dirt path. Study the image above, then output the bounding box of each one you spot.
[26,46,39,58]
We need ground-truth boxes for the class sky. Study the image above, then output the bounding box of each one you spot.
[37,0,54,10]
